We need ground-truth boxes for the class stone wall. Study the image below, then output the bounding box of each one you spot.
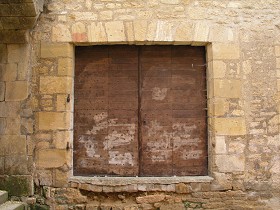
[1,0,280,209]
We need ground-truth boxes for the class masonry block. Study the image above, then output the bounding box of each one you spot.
[215,154,245,172]
[1,64,17,81]
[105,21,126,42]
[0,175,33,196]
[36,149,68,169]
[5,81,28,101]
[38,112,71,130]
[88,22,107,43]
[0,135,26,156]
[0,82,4,101]
[40,43,73,58]
[40,76,73,94]
[213,79,242,98]
[58,58,73,76]
[208,61,226,79]
[214,117,246,135]
[210,43,240,60]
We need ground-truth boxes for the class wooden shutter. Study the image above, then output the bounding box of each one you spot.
[74,45,207,176]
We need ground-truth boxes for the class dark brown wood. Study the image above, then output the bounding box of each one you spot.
[74,45,207,177]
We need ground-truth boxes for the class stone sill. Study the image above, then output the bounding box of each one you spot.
[70,176,213,186]
[69,176,213,192]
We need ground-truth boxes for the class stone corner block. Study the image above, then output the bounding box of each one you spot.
[211,43,240,60]
[38,112,72,131]
[40,76,73,94]
[214,117,246,136]
[36,149,68,169]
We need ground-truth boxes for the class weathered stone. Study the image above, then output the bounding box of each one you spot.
[53,131,72,149]
[7,44,24,63]
[193,22,209,42]
[136,194,166,204]
[40,76,73,94]
[40,43,73,58]
[0,102,20,117]
[0,135,26,156]
[0,175,33,196]
[57,94,72,111]
[210,43,240,60]
[38,112,71,130]
[53,169,69,187]
[214,117,246,135]
[36,149,68,169]
[215,154,245,172]
[174,21,193,43]
[208,61,226,79]
[1,64,17,81]
[105,21,126,42]
[72,22,87,42]
[58,58,73,76]
[5,81,28,101]
[133,20,147,41]
[213,79,242,98]
[88,22,107,43]
[0,82,4,101]
[213,98,229,116]
[52,24,72,42]
[175,183,190,194]
[215,136,227,154]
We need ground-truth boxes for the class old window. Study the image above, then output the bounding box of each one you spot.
[73,45,207,177]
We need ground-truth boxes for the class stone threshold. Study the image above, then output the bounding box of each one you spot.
[69,176,213,186]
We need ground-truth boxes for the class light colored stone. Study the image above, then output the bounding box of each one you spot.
[228,141,246,154]
[211,172,232,191]
[100,10,113,20]
[208,60,227,79]
[5,81,28,101]
[276,58,280,69]
[38,112,72,130]
[125,22,134,43]
[72,12,97,21]
[174,21,193,43]
[58,58,73,76]
[160,0,180,4]
[209,26,235,43]
[88,22,107,43]
[134,20,148,41]
[214,117,246,135]
[41,43,73,58]
[194,22,209,42]
[53,131,72,149]
[57,94,73,111]
[105,21,126,42]
[53,169,69,187]
[213,79,242,98]
[211,43,240,60]
[36,149,68,168]
[215,136,227,154]
[40,76,73,94]
[275,46,280,57]
[215,154,245,172]
[71,22,87,42]
[213,98,229,116]
[0,101,20,117]
[242,60,252,74]
[52,24,72,42]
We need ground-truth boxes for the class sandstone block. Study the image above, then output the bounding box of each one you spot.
[7,44,24,63]
[58,58,73,76]
[72,22,87,42]
[53,169,69,187]
[208,61,226,79]
[213,79,242,98]
[174,21,193,43]
[36,149,67,168]
[4,117,21,135]
[0,102,20,117]
[105,21,126,42]
[175,183,190,194]
[5,81,28,101]
[4,155,30,175]
[88,23,107,43]
[154,21,174,42]
[275,46,280,57]
[52,24,72,42]
[136,194,165,204]
[125,22,134,43]
[211,172,232,191]
[0,82,4,101]
[38,112,71,130]
[57,94,72,111]
[214,117,246,135]
[215,154,245,172]
[53,131,72,149]
[134,20,148,42]
[213,98,229,116]
[194,22,209,42]
[35,170,53,186]
[41,43,73,58]
[215,136,227,154]
[211,43,240,60]
[276,58,280,69]
[209,26,235,43]
[161,0,180,4]
[1,64,17,81]
[0,135,26,156]
[0,44,7,63]
[40,76,73,94]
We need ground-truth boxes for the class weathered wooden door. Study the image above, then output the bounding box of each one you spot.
[139,46,207,176]
[74,45,207,176]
